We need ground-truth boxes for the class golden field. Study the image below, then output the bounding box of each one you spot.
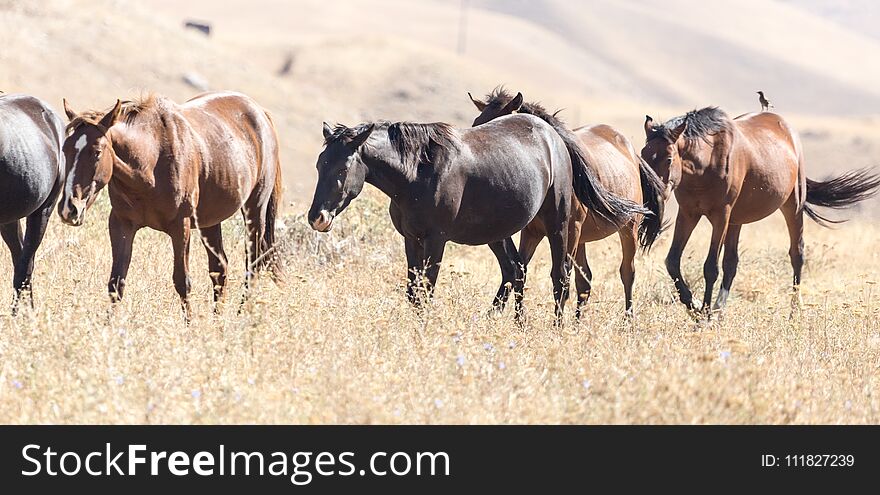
[2,0,880,424]
[0,190,878,424]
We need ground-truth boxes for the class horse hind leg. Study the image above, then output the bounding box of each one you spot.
[781,196,805,314]
[200,224,228,312]
[701,208,731,318]
[1,221,23,313]
[547,230,571,325]
[573,245,592,319]
[14,199,55,311]
[488,237,525,322]
[619,224,637,317]
[488,240,515,313]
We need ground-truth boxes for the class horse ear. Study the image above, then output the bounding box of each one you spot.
[503,92,524,113]
[468,92,487,111]
[670,121,687,143]
[63,98,77,121]
[644,115,654,137]
[349,124,375,149]
[99,99,123,129]
[322,122,333,140]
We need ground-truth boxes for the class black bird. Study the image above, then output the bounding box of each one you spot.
[757,91,773,112]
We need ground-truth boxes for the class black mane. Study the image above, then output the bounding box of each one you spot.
[483,87,570,130]
[650,106,731,143]
[325,121,460,174]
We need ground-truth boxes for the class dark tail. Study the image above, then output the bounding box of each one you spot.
[542,118,648,227]
[637,156,666,251]
[804,167,880,227]
[262,111,284,280]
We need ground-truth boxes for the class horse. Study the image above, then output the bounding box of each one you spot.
[0,93,65,313]
[468,88,665,316]
[307,117,646,322]
[641,107,880,316]
[58,91,282,319]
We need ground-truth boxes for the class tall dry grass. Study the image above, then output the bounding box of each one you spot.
[0,190,878,424]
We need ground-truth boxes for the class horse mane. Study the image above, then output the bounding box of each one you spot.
[651,107,732,143]
[65,93,160,133]
[483,86,570,132]
[325,121,460,176]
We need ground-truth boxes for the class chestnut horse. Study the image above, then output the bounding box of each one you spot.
[58,92,282,319]
[0,93,65,312]
[641,107,880,316]
[308,117,645,322]
[469,89,665,317]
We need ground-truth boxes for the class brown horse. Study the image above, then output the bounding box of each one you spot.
[58,92,282,319]
[641,107,880,316]
[469,89,665,316]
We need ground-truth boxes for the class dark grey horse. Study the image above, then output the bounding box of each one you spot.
[0,93,64,312]
[307,115,645,322]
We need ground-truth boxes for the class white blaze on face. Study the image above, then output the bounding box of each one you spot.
[65,133,89,199]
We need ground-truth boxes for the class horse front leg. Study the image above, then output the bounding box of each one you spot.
[108,212,137,304]
[170,217,193,322]
[713,223,742,312]
[665,210,700,312]
[421,236,447,303]
[404,236,425,306]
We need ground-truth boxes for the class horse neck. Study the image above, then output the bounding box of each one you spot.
[106,125,158,189]
[360,135,414,201]
[677,138,717,174]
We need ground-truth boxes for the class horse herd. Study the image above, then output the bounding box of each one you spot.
[1,89,878,324]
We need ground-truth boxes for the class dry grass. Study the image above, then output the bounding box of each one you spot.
[1,190,878,424]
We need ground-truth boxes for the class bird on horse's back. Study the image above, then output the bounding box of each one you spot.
[641,106,880,316]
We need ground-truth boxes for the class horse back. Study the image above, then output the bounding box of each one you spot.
[460,113,567,187]
[178,91,280,226]
[723,112,801,221]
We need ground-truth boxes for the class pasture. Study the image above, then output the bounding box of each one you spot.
[1,191,877,424]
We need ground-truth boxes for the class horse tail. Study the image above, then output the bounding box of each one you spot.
[541,119,647,227]
[804,167,880,227]
[262,110,284,280]
[637,156,666,251]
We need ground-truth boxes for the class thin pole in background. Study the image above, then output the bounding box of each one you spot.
[457,0,470,55]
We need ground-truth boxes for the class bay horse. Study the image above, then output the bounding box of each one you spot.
[641,107,880,316]
[307,117,645,322]
[0,93,65,313]
[58,92,282,319]
[468,88,665,317]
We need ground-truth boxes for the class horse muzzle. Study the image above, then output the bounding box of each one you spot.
[59,198,87,227]
[310,210,334,232]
